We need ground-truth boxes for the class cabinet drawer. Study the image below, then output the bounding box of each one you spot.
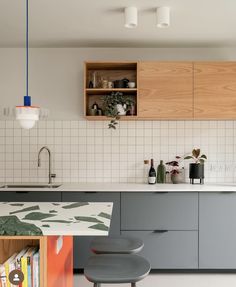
[0,191,61,202]
[122,230,198,269]
[121,193,198,230]
[62,192,120,269]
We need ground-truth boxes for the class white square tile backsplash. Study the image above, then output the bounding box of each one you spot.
[0,120,235,184]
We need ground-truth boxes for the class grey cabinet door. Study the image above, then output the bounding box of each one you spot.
[122,230,198,269]
[199,193,236,269]
[62,192,120,269]
[121,193,198,230]
[0,191,61,202]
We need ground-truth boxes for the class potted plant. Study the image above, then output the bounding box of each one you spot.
[102,92,135,129]
[166,156,183,184]
[184,148,207,184]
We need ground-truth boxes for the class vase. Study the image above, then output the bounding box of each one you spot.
[189,163,204,184]
[116,104,126,115]
[171,173,182,184]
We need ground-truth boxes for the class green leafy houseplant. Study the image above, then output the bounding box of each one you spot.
[102,92,135,129]
[184,148,207,163]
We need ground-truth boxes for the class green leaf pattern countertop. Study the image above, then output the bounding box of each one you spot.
[0,202,113,236]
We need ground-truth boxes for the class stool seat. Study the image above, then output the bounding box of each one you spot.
[90,236,144,254]
[84,254,150,284]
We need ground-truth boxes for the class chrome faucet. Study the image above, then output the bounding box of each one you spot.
[37,146,56,184]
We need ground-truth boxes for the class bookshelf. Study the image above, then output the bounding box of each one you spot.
[0,236,73,287]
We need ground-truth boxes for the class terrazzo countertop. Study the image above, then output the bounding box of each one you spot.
[0,202,113,236]
[0,183,236,192]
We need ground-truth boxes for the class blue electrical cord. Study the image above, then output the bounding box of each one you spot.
[24,0,31,106]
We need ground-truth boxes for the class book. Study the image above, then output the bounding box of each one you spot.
[25,247,38,287]
[32,252,39,287]
[3,253,17,287]
[14,247,29,287]
[0,265,6,287]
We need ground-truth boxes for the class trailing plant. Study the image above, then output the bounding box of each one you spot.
[184,148,207,164]
[102,92,135,129]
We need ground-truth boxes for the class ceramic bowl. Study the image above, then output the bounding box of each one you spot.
[128,82,136,88]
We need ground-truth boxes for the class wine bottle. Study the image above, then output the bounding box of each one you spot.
[148,159,156,184]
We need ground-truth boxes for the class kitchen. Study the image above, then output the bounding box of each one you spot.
[1,0,236,287]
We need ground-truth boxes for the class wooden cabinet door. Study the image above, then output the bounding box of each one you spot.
[138,62,193,119]
[199,193,236,269]
[194,62,236,119]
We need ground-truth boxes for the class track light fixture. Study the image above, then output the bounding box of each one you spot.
[124,6,170,29]
[124,7,138,28]
[156,6,170,28]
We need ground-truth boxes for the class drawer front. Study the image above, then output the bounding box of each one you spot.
[62,192,120,269]
[121,193,198,230]
[0,191,61,202]
[122,230,198,269]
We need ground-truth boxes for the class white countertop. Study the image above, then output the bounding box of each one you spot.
[1,182,236,192]
[0,202,113,236]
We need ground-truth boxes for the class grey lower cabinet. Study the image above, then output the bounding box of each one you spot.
[121,192,198,230]
[0,191,61,202]
[199,193,236,269]
[62,192,120,269]
[121,192,199,269]
[122,230,198,269]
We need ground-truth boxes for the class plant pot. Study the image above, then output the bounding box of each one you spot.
[116,104,126,115]
[189,163,204,184]
[171,173,182,184]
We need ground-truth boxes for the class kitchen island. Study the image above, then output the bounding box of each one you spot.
[0,201,113,287]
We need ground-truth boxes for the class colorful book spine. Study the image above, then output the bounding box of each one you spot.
[32,252,39,287]
[20,256,28,287]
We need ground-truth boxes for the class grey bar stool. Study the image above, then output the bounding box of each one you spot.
[84,254,150,287]
[90,236,144,254]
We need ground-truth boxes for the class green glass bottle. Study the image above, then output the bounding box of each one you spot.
[156,160,166,183]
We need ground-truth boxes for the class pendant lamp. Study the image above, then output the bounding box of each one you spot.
[15,0,40,129]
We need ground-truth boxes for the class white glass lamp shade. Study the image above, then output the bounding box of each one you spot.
[157,7,170,28]
[15,106,40,129]
[124,7,138,28]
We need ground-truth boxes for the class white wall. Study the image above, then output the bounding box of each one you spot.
[0,47,236,184]
[1,47,236,119]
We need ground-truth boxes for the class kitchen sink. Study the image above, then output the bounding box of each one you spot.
[0,184,61,189]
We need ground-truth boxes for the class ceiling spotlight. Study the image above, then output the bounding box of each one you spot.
[156,6,170,28]
[124,7,138,28]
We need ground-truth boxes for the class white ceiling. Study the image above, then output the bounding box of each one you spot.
[0,0,235,48]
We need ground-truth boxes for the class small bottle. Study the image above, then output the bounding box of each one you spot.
[156,160,166,183]
[148,159,156,184]
[89,81,93,88]
[143,160,150,184]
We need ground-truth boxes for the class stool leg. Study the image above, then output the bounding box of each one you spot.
[131,283,136,287]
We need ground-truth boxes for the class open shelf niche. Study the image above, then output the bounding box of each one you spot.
[84,62,138,119]
[0,236,46,286]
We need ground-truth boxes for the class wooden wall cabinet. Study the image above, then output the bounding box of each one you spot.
[138,62,193,119]
[194,62,236,119]
[84,61,236,120]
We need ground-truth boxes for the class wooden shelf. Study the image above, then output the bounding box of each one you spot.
[86,61,137,70]
[86,88,137,95]
[86,115,138,121]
